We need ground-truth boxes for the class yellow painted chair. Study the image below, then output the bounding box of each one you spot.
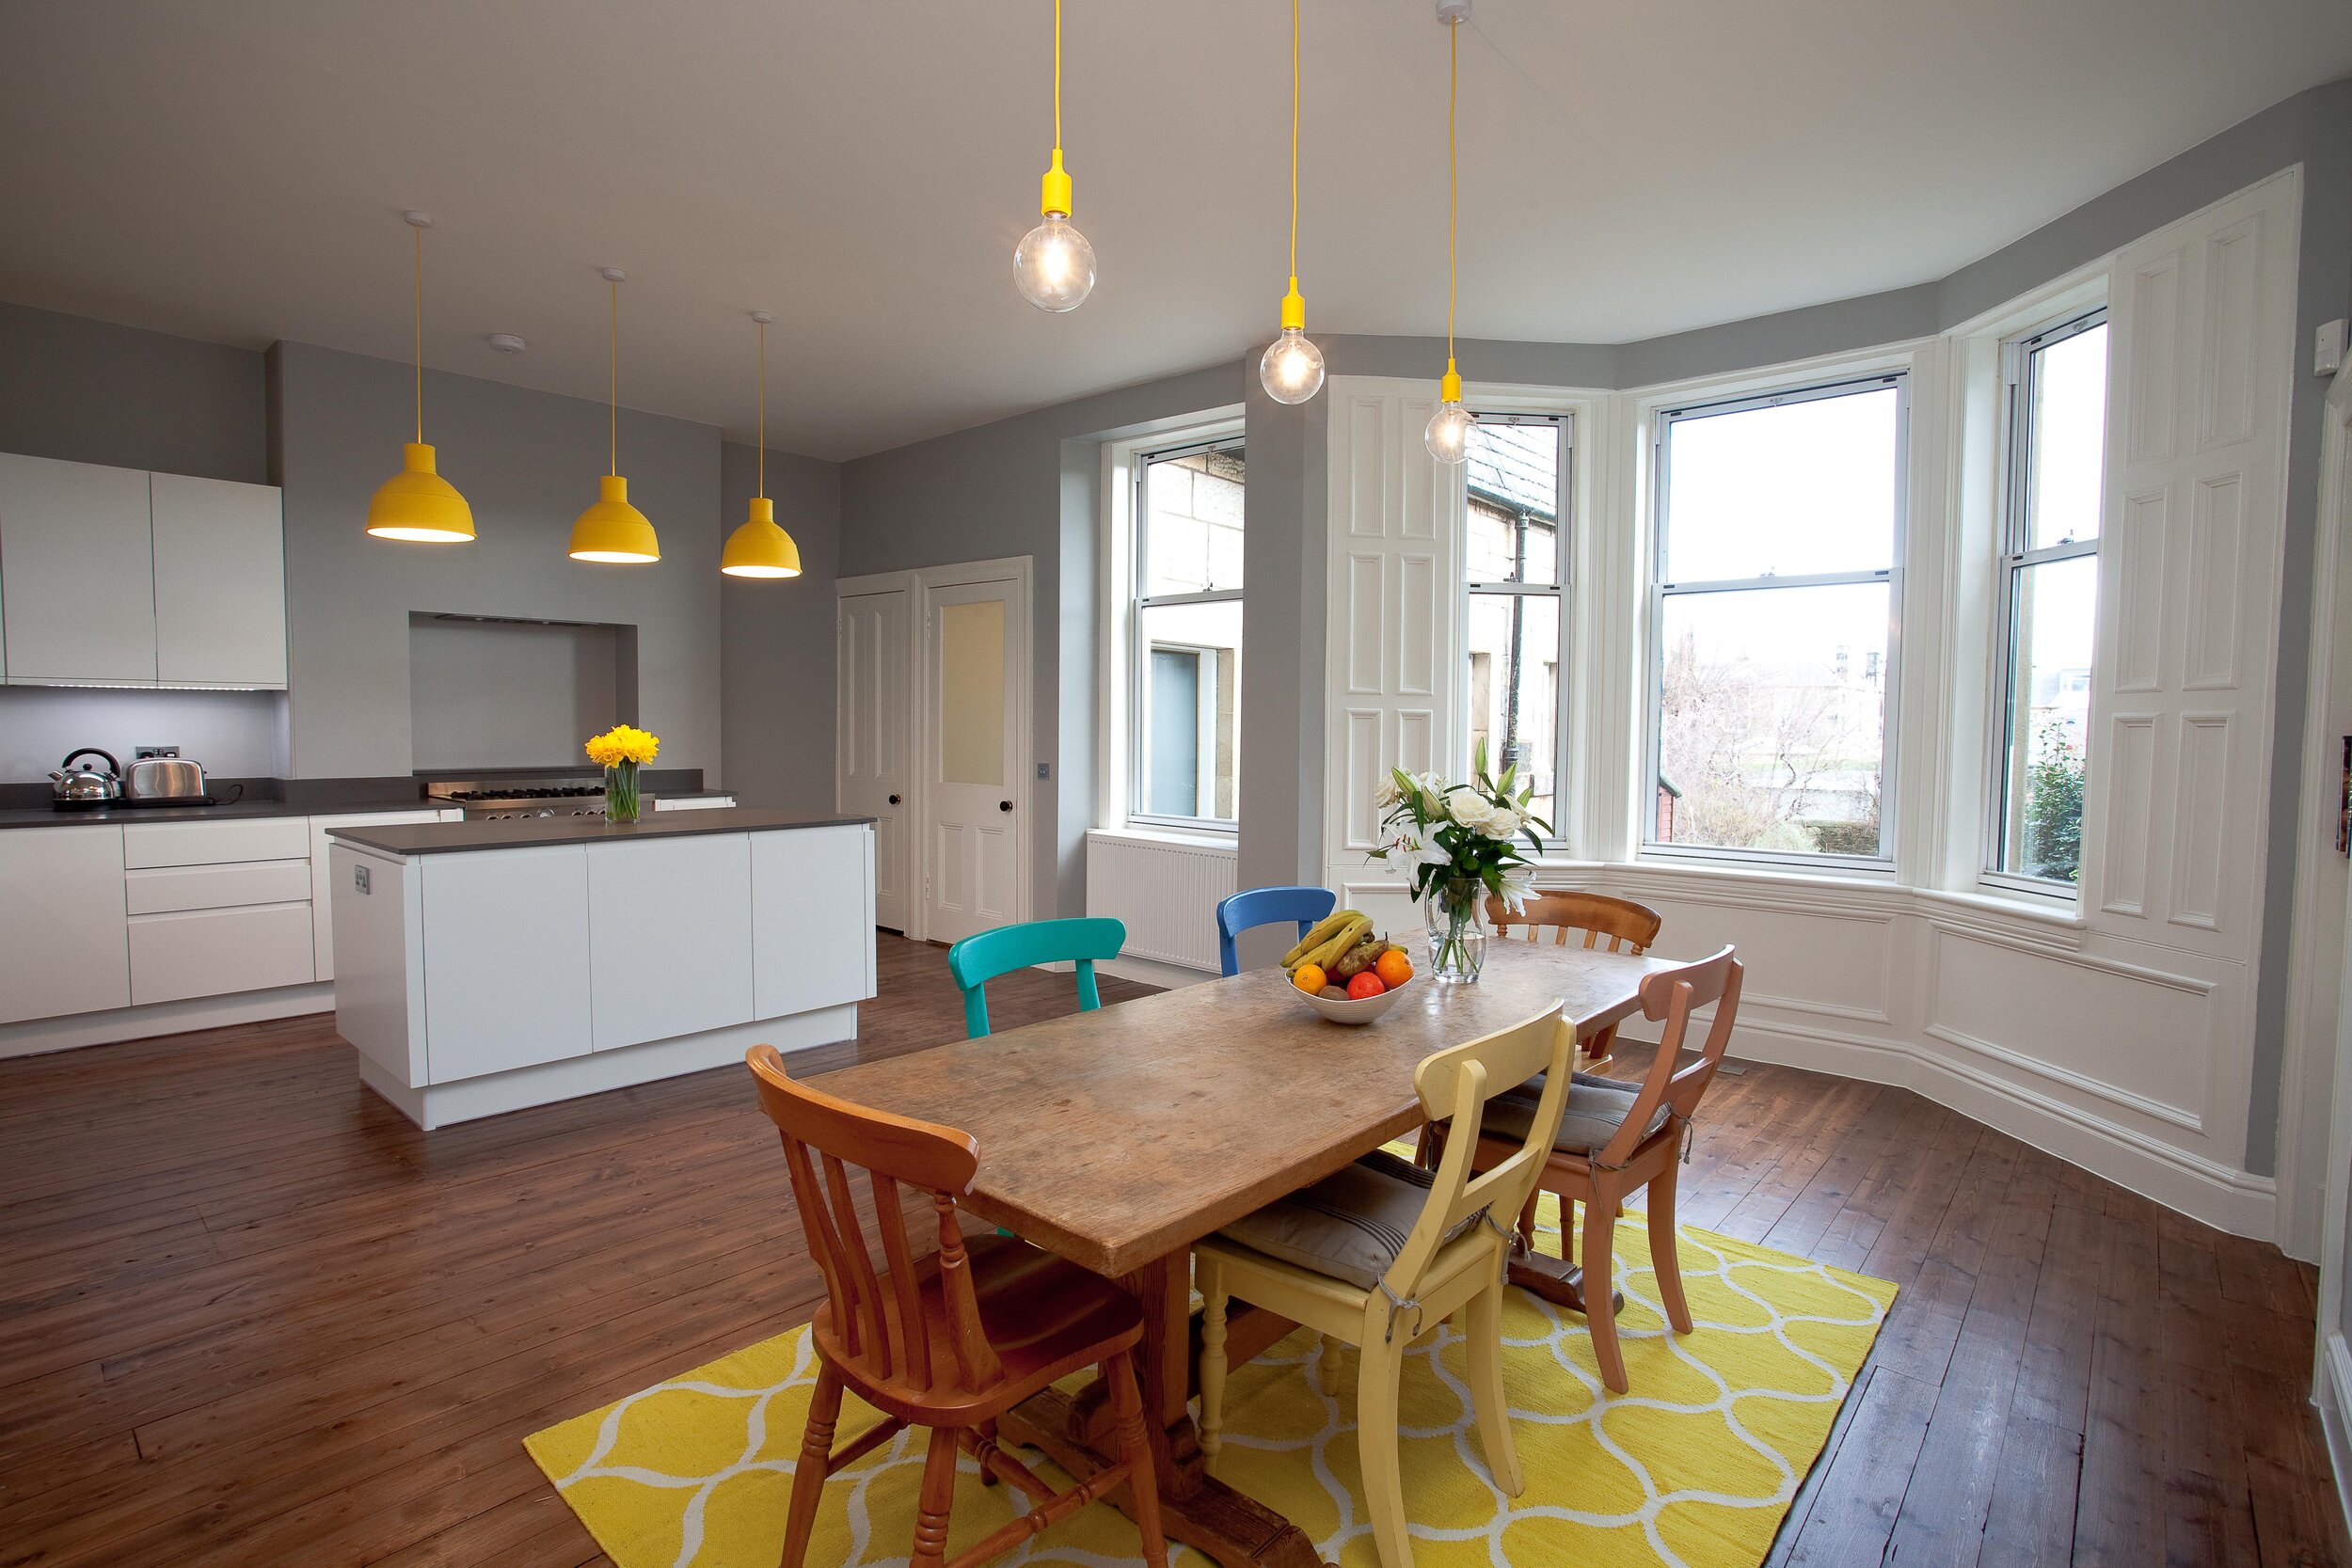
[1193,1004,1576,1568]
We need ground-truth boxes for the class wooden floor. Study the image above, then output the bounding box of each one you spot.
[0,934,2340,1568]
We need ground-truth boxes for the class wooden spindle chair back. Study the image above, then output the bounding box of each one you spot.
[1486,889,1661,953]
[745,1045,1002,1397]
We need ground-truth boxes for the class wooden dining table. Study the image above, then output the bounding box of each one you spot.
[810,934,1676,1568]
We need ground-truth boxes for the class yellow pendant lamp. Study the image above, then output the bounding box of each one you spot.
[569,267,660,563]
[1012,0,1095,311]
[1260,0,1325,404]
[721,311,803,579]
[366,212,475,542]
[1424,0,1475,465]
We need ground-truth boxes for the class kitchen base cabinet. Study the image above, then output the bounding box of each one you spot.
[0,826,131,1024]
[310,810,453,981]
[585,835,754,1052]
[421,846,594,1084]
[128,902,315,1006]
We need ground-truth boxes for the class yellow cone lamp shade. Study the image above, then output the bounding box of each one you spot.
[370,212,475,542]
[722,496,802,578]
[367,442,475,542]
[569,473,660,563]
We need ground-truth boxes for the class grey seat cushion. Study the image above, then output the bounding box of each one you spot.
[1215,1148,1483,1291]
[1483,1071,1671,1154]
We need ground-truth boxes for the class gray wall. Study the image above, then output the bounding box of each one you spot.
[270,341,723,782]
[0,300,265,483]
[837,361,1243,921]
[407,617,625,772]
[720,439,843,811]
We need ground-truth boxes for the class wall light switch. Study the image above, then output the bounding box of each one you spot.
[135,745,180,759]
[1037,762,1051,780]
[2319,318,2348,377]
[353,864,371,895]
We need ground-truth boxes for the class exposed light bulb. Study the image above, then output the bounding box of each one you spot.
[1014,212,1095,312]
[1426,400,1475,465]
[1261,327,1326,404]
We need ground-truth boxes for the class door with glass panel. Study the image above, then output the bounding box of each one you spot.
[836,587,911,932]
[922,575,1025,944]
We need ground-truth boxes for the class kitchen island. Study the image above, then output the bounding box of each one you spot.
[327,810,876,1129]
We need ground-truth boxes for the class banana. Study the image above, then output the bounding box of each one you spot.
[1281,908,1362,969]
[1300,915,1373,974]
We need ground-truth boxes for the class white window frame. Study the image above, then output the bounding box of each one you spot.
[1460,410,1573,847]
[1981,305,2106,899]
[1643,372,1910,873]
[1128,430,1246,834]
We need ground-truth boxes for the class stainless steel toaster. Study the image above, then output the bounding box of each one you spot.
[123,755,209,802]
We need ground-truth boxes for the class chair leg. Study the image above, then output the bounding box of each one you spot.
[1647,1162,1693,1335]
[1198,1259,1229,1471]
[1356,1338,1416,1568]
[1581,1183,1628,1395]
[1464,1274,1523,1497]
[908,1424,961,1568]
[1517,1189,1540,1259]
[777,1365,842,1568]
[1104,1349,1170,1568]
[974,1418,1000,1485]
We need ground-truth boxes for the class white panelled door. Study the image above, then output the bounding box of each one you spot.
[922,575,1025,945]
[836,588,911,932]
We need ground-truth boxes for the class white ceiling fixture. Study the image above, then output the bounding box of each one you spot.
[485,332,527,354]
[0,1,2345,461]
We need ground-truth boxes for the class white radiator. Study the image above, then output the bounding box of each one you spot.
[1086,831,1236,972]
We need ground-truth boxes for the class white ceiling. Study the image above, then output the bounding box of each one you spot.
[1,2,2346,461]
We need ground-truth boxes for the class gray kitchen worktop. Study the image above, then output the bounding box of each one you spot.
[0,794,439,830]
[327,809,873,857]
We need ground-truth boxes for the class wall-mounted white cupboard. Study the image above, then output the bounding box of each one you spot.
[0,452,287,689]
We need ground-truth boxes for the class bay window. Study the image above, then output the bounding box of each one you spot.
[1647,375,1906,864]
[1990,309,2107,889]
[1132,436,1244,830]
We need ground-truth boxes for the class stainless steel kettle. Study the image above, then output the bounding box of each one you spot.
[50,748,122,810]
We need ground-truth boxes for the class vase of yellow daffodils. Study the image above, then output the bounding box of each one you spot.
[584,725,659,823]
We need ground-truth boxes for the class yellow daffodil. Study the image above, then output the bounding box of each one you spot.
[585,724,660,767]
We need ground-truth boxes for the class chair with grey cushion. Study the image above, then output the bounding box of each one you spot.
[1469,945,1742,1394]
[1192,1003,1577,1568]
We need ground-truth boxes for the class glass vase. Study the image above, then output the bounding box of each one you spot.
[604,760,642,824]
[1421,878,1487,983]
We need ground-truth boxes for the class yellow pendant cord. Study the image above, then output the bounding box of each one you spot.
[755,317,767,500]
[1289,0,1299,281]
[1446,15,1457,371]
[616,276,626,474]
[1053,0,1063,160]
[412,221,423,444]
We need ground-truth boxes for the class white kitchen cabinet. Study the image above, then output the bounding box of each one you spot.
[421,846,593,1083]
[0,453,157,683]
[585,834,755,1052]
[309,810,447,981]
[150,472,287,688]
[750,824,878,1020]
[124,816,310,869]
[126,857,310,915]
[0,826,131,1023]
[128,902,314,1006]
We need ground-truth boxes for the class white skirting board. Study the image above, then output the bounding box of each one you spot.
[0,980,334,1059]
[355,1002,859,1131]
[2319,1333,2352,1537]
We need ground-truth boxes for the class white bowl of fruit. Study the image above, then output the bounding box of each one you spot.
[1279,911,1417,1024]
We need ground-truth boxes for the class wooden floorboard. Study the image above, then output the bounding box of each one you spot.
[0,932,2338,1567]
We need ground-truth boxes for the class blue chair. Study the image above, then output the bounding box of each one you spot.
[946,917,1128,1039]
[1214,885,1339,977]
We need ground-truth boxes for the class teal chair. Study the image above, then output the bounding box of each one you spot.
[946,917,1128,1038]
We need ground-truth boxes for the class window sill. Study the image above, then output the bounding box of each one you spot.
[1089,824,1237,852]
[1920,884,2087,931]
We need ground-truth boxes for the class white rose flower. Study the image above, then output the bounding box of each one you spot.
[1444,786,1492,827]
[1484,805,1522,840]
[1374,775,1402,811]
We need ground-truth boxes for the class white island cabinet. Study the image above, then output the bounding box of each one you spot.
[328,811,876,1130]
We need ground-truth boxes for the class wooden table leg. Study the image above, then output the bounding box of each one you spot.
[997,1249,1328,1568]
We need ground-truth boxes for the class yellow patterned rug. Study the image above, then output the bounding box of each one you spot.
[527,1201,1895,1568]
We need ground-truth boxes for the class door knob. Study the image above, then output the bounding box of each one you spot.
[887,794,902,805]
[998,800,1013,813]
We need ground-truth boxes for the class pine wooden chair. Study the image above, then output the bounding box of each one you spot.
[1214,885,1337,976]
[946,917,1126,1038]
[1484,890,1662,1067]
[1193,1005,1577,1568]
[744,1046,1168,1568]
[1470,946,1742,1394]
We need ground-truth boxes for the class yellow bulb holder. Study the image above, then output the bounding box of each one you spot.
[1438,358,1463,404]
[366,443,475,542]
[1279,277,1306,332]
[1040,148,1073,218]
[568,473,660,563]
[722,496,803,578]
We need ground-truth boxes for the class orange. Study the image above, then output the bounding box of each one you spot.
[1293,963,1327,994]
[1374,949,1414,989]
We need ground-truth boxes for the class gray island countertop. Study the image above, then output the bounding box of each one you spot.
[327,809,874,857]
